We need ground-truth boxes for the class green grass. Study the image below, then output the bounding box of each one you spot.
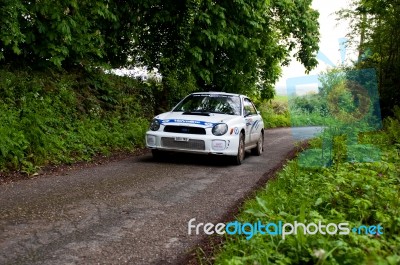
[213,127,400,265]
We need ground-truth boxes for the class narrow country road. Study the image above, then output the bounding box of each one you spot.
[0,128,318,265]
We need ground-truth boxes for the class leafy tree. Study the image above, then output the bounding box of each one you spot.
[0,0,26,61]
[337,0,400,117]
[1,0,320,109]
[0,0,118,68]
[318,68,347,99]
[132,0,320,107]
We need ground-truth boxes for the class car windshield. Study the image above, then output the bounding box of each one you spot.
[172,94,241,115]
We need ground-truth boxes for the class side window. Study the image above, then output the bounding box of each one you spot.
[243,98,257,116]
[250,101,258,114]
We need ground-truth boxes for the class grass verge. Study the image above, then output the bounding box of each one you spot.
[208,126,400,264]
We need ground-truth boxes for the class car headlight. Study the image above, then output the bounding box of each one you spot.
[212,123,228,136]
[150,119,161,131]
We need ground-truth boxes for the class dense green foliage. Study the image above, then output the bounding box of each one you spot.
[134,0,320,105]
[0,0,320,106]
[214,63,399,262]
[214,121,400,264]
[0,0,122,68]
[337,0,400,117]
[0,69,153,173]
[288,93,331,127]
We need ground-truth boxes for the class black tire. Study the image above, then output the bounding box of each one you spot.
[232,133,245,165]
[251,132,264,156]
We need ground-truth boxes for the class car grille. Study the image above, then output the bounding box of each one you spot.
[164,125,206,135]
[161,137,206,150]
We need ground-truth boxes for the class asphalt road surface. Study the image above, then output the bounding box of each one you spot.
[0,127,320,265]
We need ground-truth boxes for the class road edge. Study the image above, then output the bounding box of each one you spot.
[181,140,310,265]
[0,148,150,186]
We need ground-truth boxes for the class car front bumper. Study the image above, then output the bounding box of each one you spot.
[146,131,240,156]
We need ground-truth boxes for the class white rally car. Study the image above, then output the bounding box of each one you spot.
[145,92,264,165]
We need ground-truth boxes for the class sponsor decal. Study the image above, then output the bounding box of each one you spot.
[161,119,214,127]
[245,118,253,126]
[193,94,234,98]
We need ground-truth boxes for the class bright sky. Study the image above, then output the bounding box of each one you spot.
[275,0,353,95]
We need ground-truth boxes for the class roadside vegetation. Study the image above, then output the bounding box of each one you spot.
[210,0,400,258]
[259,92,331,129]
[259,96,291,128]
[0,69,154,173]
[213,109,400,264]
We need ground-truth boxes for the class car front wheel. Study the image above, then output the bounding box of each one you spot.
[232,133,245,165]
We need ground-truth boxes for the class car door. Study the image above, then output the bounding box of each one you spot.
[243,98,262,145]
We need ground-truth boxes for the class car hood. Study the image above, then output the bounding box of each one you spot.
[155,112,239,127]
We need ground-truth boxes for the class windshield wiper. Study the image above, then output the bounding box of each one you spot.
[182,111,211,116]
